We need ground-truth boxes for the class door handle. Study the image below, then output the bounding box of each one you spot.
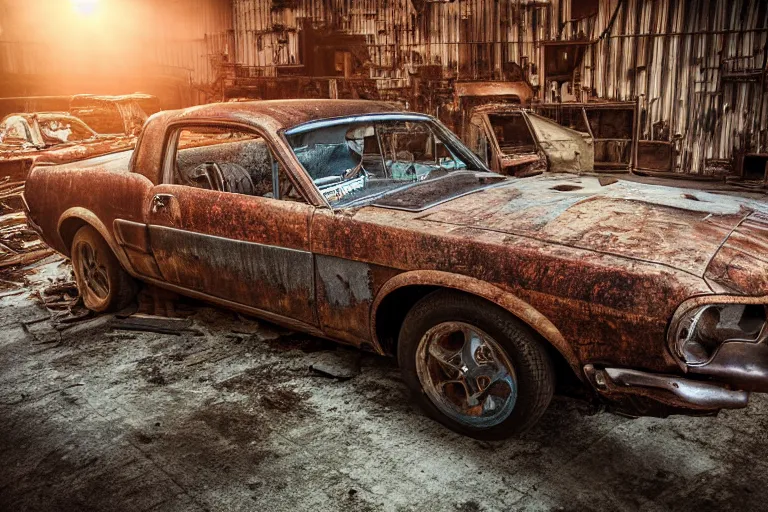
[151,193,174,213]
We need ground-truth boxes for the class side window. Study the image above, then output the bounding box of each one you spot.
[488,114,536,151]
[169,126,305,202]
[1,119,30,145]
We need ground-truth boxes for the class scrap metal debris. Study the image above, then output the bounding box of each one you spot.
[38,280,79,310]
[0,186,52,271]
[110,314,203,336]
[0,184,77,324]
[310,350,362,380]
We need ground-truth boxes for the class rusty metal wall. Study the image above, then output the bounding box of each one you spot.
[232,1,555,86]
[151,0,233,85]
[576,0,768,173]
[229,0,766,174]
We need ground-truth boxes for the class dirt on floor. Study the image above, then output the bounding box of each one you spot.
[2,257,768,512]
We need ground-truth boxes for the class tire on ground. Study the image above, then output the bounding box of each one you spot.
[71,225,137,313]
[397,289,555,440]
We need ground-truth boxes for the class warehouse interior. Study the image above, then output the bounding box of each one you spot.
[2,0,766,176]
[1,1,768,511]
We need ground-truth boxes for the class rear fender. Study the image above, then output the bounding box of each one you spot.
[57,208,132,270]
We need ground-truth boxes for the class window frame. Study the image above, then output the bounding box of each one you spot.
[160,121,312,204]
[280,113,490,210]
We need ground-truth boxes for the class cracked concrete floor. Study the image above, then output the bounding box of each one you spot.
[1,259,768,512]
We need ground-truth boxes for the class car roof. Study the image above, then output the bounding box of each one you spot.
[171,99,401,132]
[470,103,527,116]
[71,93,158,103]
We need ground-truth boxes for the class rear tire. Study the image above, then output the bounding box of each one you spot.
[71,225,137,313]
[398,290,555,440]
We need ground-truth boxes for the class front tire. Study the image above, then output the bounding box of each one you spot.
[71,225,137,313]
[398,290,555,440]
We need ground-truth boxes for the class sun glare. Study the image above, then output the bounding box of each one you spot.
[71,0,99,16]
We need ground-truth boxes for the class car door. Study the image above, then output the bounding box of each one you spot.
[144,123,318,327]
[466,113,495,169]
[523,111,594,172]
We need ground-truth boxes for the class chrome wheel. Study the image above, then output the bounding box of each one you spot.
[76,241,110,299]
[415,322,518,429]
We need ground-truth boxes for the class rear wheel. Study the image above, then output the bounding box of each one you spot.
[398,290,555,440]
[71,225,137,313]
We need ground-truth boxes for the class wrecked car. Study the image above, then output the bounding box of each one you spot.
[0,112,136,182]
[464,103,594,176]
[69,94,159,136]
[22,100,768,440]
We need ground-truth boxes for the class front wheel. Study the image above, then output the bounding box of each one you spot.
[71,225,137,313]
[398,290,555,440]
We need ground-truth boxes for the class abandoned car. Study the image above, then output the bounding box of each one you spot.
[463,103,594,177]
[22,99,768,439]
[69,94,160,136]
[0,112,135,181]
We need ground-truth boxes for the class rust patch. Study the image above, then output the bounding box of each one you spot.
[316,255,372,308]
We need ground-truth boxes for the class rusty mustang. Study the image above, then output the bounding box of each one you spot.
[22,100,768,439]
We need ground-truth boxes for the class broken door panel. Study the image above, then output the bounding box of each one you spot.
[525,112,594,173]
[485,112,546,176]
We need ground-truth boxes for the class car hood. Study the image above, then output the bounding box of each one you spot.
[416,174,768,282]
[704,211,768,294]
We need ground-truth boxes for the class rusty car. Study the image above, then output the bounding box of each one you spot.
[69,94,160,136]
[463,103,594,177]
[22,99,768,439]
[0,112,136,182]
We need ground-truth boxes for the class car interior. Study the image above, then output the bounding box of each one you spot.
[287,120,470,206]
[172,128,300,201]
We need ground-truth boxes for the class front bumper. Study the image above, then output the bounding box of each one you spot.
[686,341,768,392]
[667,296,768,393]
[584,364,750,412]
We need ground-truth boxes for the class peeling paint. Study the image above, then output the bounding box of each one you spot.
[316,254,372,308]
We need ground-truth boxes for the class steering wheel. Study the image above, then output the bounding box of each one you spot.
[193,162,226,191]
[188,163,215,190]
[219,162,254,195]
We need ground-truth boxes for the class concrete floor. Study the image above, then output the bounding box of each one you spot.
[1,259,768,512]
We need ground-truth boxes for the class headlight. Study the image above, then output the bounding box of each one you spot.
[671,303,767,365]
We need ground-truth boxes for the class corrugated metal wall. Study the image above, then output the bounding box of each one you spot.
[227,0,765,173]
[231,0,555,87]
[577,0,768,172]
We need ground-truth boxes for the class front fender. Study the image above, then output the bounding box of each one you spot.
[371,270,584,380]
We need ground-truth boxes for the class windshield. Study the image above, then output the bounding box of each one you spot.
[38,117,95,144]
[0,117,31,145]
[285,116,492,208]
